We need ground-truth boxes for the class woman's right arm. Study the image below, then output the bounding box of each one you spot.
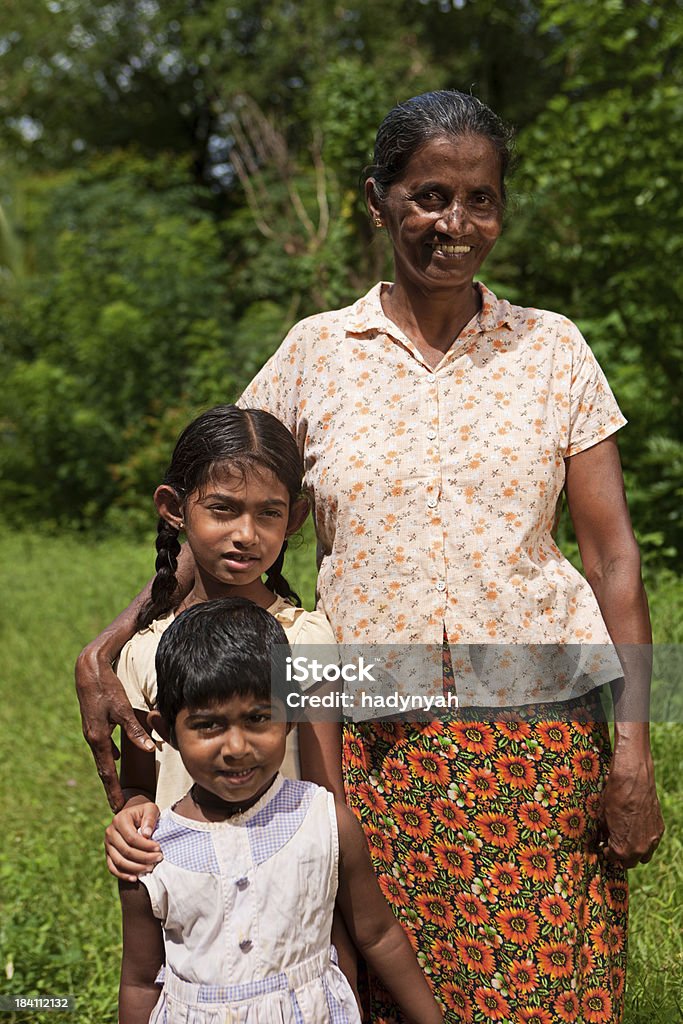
[76,597,154,812]
[75,543,195,810]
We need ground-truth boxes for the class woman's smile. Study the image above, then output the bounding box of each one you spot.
[430,242,473,257]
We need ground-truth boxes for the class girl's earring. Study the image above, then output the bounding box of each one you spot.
[374,217,383,228]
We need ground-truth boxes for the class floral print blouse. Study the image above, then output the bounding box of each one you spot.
[240,282,626,698]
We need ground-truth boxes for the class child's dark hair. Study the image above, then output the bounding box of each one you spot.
[155,597,297,736]
[138,405,304,629]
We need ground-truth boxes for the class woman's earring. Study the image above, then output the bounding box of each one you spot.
[374,217,383,228]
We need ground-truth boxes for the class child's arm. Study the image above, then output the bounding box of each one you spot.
[75,544,195,810]
[118,881,165,1024]
[120,709,158,802]
[106,709,162,881]
[298,720,345,800]
[290,612,345,801]
[335,801,443,1024]
[298,722,360,1008]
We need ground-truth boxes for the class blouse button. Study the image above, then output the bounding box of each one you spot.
[239,939,253,953]
[427,497,438,509]
[236,878,249,890]
[426,430,437,441]
[436,580,446,592]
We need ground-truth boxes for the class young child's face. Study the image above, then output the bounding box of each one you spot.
[183,465,291,595]
[173,693,289,811]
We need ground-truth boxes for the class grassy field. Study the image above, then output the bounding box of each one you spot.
[0,533,680,1023]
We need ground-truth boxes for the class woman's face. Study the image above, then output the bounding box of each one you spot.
[368,133,504,296]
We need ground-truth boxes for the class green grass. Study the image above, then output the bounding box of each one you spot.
[0,533,680,1022]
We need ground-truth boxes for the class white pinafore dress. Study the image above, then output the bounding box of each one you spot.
[140,775,360,1024]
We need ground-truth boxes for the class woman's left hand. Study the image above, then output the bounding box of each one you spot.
[565,439,664,869]
[600,746,664,868]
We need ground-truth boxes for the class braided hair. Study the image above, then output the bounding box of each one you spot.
[137,405,304,630]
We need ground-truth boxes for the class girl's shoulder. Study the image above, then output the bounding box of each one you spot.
[267,597,337,647]
[119,610,175,657]
[138,609,176,636]
[115,610,175,698]
[141,783,338,924]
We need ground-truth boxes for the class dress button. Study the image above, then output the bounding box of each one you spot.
[236,877,249,890]
[436,580,446,592]
[239,939,253,953]
[427,497,438,509]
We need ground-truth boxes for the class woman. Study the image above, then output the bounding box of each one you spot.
[78,91,663,1022]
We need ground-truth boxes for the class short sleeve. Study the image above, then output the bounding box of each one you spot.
[291,609,337,647]
[139,863,170,922]
[275,607,340,693]
[116,633,158,712]
[565,325,627,457]
[237,328,303,437]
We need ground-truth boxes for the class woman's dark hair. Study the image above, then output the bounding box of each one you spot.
[137,405,304,629]
[364,89,515,203]
[155,597,296,736]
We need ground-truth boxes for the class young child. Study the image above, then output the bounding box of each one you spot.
[118,598,443,1024]
[107,404,342,879]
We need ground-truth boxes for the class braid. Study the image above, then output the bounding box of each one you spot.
[264,541,301,607]
[137,519,182,629]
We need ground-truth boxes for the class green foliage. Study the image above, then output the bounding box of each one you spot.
[0,0,681,571]
[0,152,237,527]
[494,0,683,566]
[0,533,153,1024]
[0,0,203,168]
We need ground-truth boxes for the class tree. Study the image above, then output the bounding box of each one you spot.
[2,0,679,562]
[496,0,683,565]
[0,152,237,528]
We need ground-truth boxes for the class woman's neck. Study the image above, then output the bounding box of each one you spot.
[382,281,481,368]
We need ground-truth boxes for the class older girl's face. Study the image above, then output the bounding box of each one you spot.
[368,133,503,296]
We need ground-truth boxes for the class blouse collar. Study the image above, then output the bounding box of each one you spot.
[345,280,517,361]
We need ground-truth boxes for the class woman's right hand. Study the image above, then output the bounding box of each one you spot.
[105,800,162,882]
[75,637,156,812]
[76,546,195,811]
